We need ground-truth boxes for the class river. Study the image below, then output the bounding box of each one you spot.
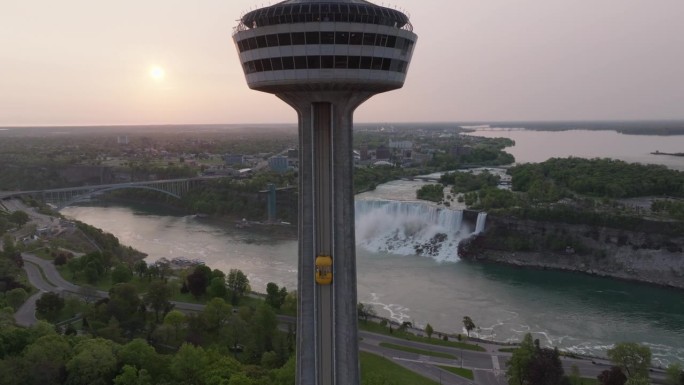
[465,129,684,171]
[61,129,684,366]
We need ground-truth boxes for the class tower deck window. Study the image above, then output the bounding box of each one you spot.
[292,32,306,45]
[306,32,320,44]
[335,32,349,45]
[278,33,291,46]
[294,56,307,69]
[321,32,335,45]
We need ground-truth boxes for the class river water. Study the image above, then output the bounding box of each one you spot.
[61,129,684,366]
[465,129,684,171]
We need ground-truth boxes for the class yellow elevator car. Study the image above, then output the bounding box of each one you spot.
[315,255,333,285]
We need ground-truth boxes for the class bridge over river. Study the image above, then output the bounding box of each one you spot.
[0,175,225,210]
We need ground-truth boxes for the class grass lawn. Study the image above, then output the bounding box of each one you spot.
[26,246,53,260]
[577,377,599,385]
[499,347,518,353]
[57,265,115,291]
[360,351,440,385]
[359,321,486,352]
[437,365,474,380]
[379,342,457,359]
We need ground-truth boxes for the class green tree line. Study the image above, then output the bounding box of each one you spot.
[510,157,684,199]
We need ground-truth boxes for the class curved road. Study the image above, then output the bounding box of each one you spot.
[17,253,665,385]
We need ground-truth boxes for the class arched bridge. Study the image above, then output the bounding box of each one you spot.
[0,176,224,210]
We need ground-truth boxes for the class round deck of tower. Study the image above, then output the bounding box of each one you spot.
[233,0,417,94]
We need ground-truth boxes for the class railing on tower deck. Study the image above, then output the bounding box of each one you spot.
[232,4,414,36]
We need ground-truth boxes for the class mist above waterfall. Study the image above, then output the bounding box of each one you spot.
[355,200,473,263]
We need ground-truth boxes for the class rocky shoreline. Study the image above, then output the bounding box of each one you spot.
[459,216,684,290]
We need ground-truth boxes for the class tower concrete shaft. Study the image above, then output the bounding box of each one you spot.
[232,2,416,384]
[280,91,372,385]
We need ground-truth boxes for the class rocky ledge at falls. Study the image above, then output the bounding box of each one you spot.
[458,215,684,289]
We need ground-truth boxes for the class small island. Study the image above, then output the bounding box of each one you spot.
[651,150,684,157]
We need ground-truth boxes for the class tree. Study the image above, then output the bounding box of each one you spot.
[164,310,186,341]
[506,333,535,385]
[425,323,434,339]
[144,281,172,323]
[170,344,208,385]
[598,367,627,385]
[113,365,152,385]
[54,253,68,266]
[417,184,445,203]
[208,276,227,299]
[2,234,17,256]
[266,282,285,309]
[154,259,172,281]
[65,338,118,385]
[78,284,99,305]
[246,304,277,363]
[203,297,233,333]
[35,292,65,321]
[21,334,73,385]
[227,269,249,305]
[111,263,133,284]
[607,342,652,379]
[6,287,28,310]
[281,290,297,315]
[117,339,167,381]
[665,363,684,385]
[8,210,29,226]
[133,260,148,278]
[357,303,376,323]
[526,346,565,385]
[462,316,476,337]
[226,314,248,358]
[107,283,144,334]
[186,265,211,298]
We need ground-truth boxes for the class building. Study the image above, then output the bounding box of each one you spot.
[223,154,245,166]
[233,2,416,384]
[389,139,413,150]
[360,145,369,161]
[375,145,391,160]
[268,155,289,174]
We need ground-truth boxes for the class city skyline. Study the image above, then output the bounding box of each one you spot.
[2,0,684,126]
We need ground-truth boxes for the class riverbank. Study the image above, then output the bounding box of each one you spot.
[459,215,684,290]
[461,247,684,291]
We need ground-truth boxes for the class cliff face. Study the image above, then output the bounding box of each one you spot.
[459,215,684,289]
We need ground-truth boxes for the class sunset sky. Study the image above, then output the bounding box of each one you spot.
[1,0,683,126]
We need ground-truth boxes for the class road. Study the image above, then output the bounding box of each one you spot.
[15,253,667,384]
[16,252,498,384]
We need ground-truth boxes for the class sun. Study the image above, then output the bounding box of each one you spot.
[149,66,166,81]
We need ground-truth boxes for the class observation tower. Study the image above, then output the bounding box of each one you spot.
[233,1,417,384]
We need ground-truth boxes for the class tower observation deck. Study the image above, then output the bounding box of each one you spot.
[233,1,416,384]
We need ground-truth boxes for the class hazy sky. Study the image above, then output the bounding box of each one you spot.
[1,0,683,126]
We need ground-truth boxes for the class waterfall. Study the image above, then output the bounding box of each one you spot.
[354,200,475,263]
[475,212,488,234]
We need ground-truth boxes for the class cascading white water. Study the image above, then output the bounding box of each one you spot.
[355,200,474,262]
[475,212,488,234]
